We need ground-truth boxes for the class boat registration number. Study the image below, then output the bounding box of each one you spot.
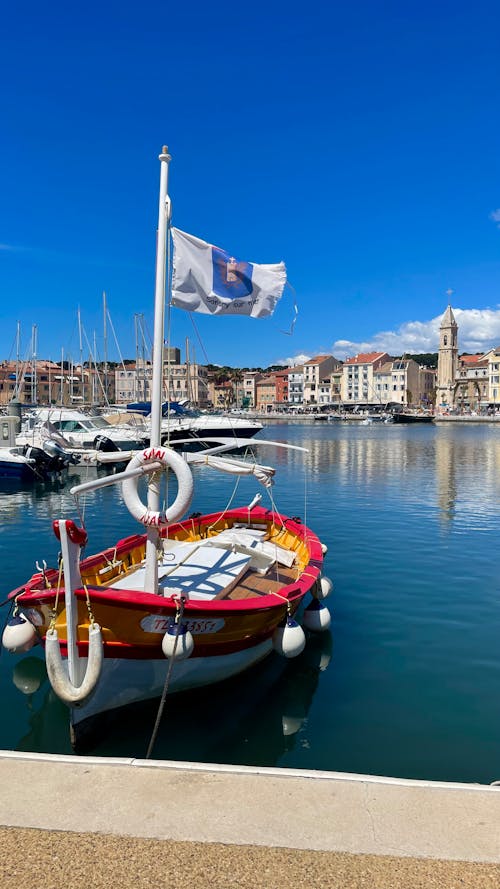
[140,615,225,635]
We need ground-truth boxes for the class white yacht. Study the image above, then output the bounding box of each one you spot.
[125,401,262,444]
[17,408,148,453]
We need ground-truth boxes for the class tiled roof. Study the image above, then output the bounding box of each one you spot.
[304,355,332,365]
[344,352,386,366]
[459,354,485,365]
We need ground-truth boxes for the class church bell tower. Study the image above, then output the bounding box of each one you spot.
[435,301,458,412]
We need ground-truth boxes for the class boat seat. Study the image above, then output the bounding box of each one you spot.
[207,528,297,569]
[108,543,251,601]
[158,545,251,599]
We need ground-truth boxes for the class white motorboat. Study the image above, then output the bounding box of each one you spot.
[125,401,262,444]
[17,407,148,454]
[0,415,76,482]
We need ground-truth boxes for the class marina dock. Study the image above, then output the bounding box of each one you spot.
[1,751,499,887]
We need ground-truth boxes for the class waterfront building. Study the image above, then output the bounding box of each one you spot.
[255,374,277,412]
[341,352,389,405]
[373,358,434,408]
[486,349,500,406]
[329,367,343,405]
[115,362,146,404]
[274,369,291,406]
[0,359,114,406]
[287,365,304,407]
[453,354,489,412]
[115,355,209,407]
[317,376,332,406]
[436,306,499,413]
[208,378,234,409]
[165,361,209,406]
[303,355,342,406]
[419,365,436,407]
[240,371,262,409]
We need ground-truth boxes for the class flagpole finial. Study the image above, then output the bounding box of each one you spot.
[159,145,171,162]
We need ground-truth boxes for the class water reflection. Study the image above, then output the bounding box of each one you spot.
[3,422,500,781]
[13,632,333,763]
[260,423,500,529]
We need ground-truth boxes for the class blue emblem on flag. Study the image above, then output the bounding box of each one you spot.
[212,246,253,300]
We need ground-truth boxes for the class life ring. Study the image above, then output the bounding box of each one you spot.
[122,446,194,527]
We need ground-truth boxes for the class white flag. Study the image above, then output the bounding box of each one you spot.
[171,228,286,318]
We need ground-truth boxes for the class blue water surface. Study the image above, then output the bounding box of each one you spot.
[1,421,499,783]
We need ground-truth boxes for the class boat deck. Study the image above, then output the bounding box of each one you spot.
[217,565,297,600]
[104,532,299,602]
[106,554,298,602]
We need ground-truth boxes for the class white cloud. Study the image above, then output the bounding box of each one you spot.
[274,352,313,367]
[490,209,500,227]
[330,308,500,360]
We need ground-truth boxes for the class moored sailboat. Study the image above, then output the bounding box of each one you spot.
[2,147,332,751]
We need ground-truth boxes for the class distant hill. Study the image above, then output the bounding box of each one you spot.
[394,353,438,368]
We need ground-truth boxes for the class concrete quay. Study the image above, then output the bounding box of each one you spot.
[1,751,499,888]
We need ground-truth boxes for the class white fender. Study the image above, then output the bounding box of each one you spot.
[2,614,38,653]
[273,617,306,659]
[302,599,332,632]
[122,446,194,527]
[314,575,333,601]
[161,621,194,660]
[45,623,103,705]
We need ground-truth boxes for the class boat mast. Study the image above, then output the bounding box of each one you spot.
[15,321,21,399]
[144,145,172,592]
[31,324,37,405]
[78,307,85,406]
[103,291,108,405]
[93,330,98,405]
[185,336,190,404]
[60,347,64,405]
[134,313,139,401]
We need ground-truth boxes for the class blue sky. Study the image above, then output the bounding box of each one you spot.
[2,0,500,368]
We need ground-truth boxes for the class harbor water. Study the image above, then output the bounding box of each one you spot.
[1,421,499,784]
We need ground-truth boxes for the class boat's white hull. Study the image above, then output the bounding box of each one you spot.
[70,638,273,731]
[0,449,35,480]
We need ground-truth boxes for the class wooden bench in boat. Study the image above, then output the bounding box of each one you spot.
[106,528,298,601]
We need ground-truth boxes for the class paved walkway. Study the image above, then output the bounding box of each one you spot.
[1,751,499,887]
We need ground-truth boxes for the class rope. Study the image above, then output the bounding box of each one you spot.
[71,457,92,525]
[145,597,186,759]
[206,474,241,535]
[82,581,96,628]
[73,493,87,531]
[48,559,64,632]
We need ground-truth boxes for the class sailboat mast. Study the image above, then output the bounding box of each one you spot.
[103,291,108,404]
[15,321,20,399]
[78,307,85,406]
[31,324,37,405]
[60,348,64,404]
[144,145,171,592]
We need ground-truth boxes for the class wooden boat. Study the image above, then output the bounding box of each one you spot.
[7,496,328,747]
[2,147,332,751]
